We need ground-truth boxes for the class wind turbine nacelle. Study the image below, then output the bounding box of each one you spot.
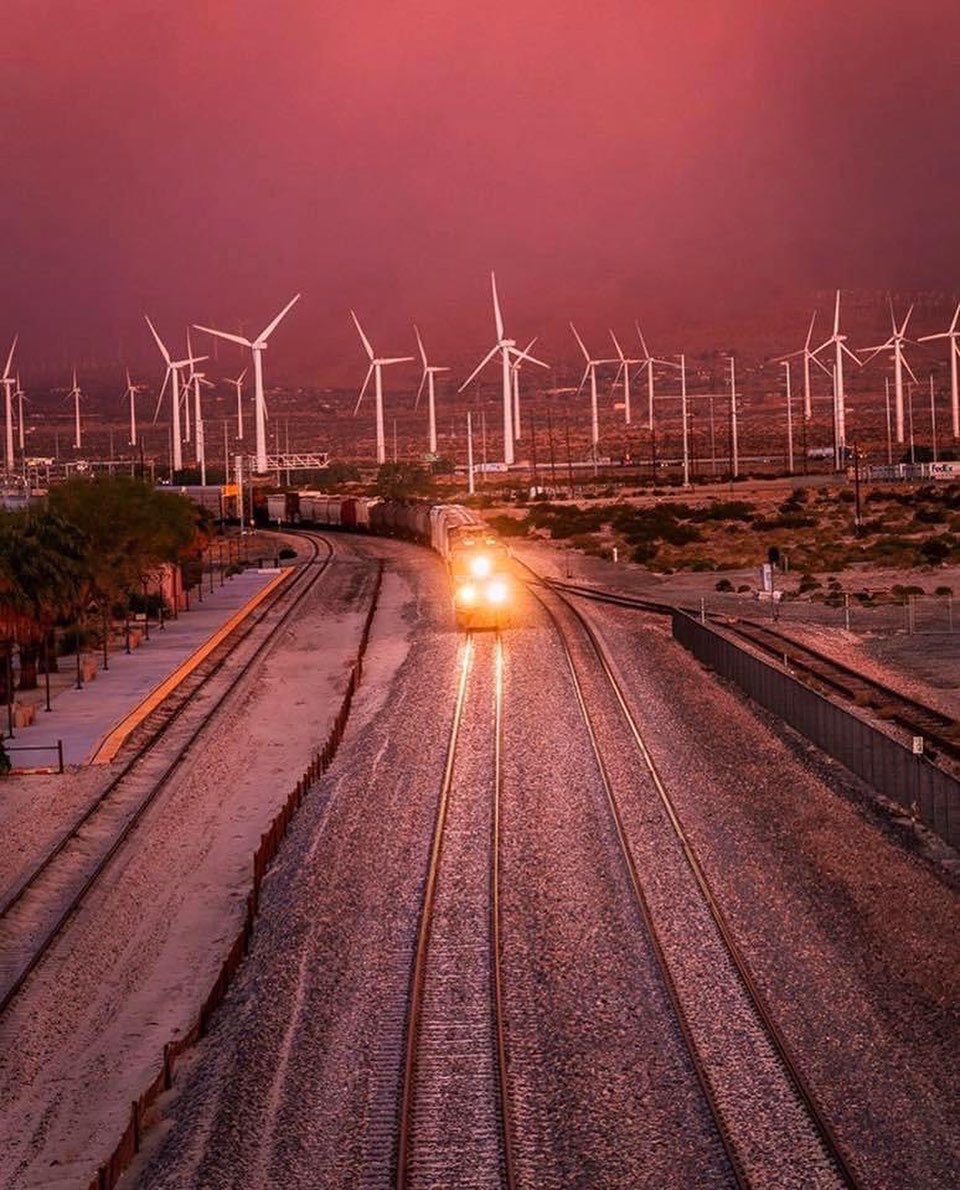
[501,339,516,349]
[252,341,268,351]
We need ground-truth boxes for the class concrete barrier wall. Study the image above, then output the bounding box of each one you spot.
[672,610,959,851]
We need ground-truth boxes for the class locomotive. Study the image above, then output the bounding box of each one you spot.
[274,493,513,631]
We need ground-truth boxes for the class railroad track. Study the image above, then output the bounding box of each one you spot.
[0,533,335,1017]
[529,579,859,1188]
[544,576,960,767]
[396,631,516,1189]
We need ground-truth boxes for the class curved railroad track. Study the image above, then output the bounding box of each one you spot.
[528,579,860,1188]
[396,632,516,1189]
[545,576,960,768]
[0,532,335,1017]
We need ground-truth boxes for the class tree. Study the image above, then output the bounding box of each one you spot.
[375,463,435,500]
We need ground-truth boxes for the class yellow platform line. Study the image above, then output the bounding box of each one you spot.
[87,568,294,766]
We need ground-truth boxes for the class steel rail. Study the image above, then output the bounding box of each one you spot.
[534,581,860,1188]
[396,632,474,1188]
[0,533,336,1016]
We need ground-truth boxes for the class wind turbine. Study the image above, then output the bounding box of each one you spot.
[509,337,548,442]
[570,323,617,460]
[15,375,28,453]
[919,301,960,440]
[458,272,544,467]
[350,311,414,465]
[195,294,300,474]
[414,325,449,456]
[609,330,642,425]
[144,315,207,473]
[68,368,83,449]
[183,331,215,466]
[858,301,916,445]
[123,369,147,446]
[777,311,831,419]
[227,369,248,440]
[1,336,17,471]
[812,290,861,462]
[633,323,671,431]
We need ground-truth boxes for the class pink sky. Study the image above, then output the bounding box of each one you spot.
[2,0,958,377]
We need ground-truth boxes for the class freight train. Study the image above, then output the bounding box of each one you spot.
[266,491,512,630]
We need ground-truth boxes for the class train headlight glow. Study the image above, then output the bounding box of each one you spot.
[485,579,508,605]
[470,554,492,578]
[457,583,478,605]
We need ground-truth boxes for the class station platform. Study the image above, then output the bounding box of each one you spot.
[4,568,288,771]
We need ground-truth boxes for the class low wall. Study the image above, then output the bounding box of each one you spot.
[672,610,959,851]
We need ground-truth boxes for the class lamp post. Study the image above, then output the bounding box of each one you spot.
[141,577,150,641]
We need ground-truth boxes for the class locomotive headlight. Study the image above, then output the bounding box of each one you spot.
[470,554,492,578]
[457,582,478,605]
[485,579,508,605]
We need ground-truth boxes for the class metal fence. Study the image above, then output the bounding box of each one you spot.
[672,610,959,851]
[684,591,956,635]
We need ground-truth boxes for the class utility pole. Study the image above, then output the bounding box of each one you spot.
[783,360,794,474]
[680,353,690,487]
[729,355,739,479]
[853,442,863,536]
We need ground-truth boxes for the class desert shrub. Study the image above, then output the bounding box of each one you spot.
[751,514,817,531]
[278,547,297,560]
[798,573,821,593]
[737,584,751,593]
[919,535,953,564]
[631,540,659,564]
[912,507,944,525]
[715,578,734,592]
[689,558,717,571]
[694,500,755,523]
[935,585,953,596]
[892,584,925,597]
[837,490,855,504]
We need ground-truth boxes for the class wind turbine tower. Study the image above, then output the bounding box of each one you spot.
[1,336,17,471]
[195,294,300,474]
[919,301,960,440]
[124,369,143,446]
[15,375,27,453]
[414,325,449,455]
[69,368,83,449]
[228,369,248,440]
[350,311,414,465]
[778,311,830,420]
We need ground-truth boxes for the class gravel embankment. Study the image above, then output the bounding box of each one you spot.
[584,599,960,1188]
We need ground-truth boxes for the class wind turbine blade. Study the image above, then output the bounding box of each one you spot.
[379,356,415,366]
[635,321,651,360]
[153,368,171,422]
[918,332,947,343]
[902,356,919,385]
[951,301,960,334]
[833,290,841,336]
[238,368,248,384]
[144,315,171,364]
[2,335,17,381]
[353,365,374,415]
[609,329,625,360]
[899,305,914,338]
[611,361,625,391]
[576,364,591,396]
[414,323,428,370]
[842,343,863,366]
[804,310,817,350]
[350,310,375,360]
[491,272,504,341]
[811,353,833,378]
[569,322,590,362]
[458,343,501,392]
[194,324,251,349]
[415,370,427,410]
[258,293,301,341]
